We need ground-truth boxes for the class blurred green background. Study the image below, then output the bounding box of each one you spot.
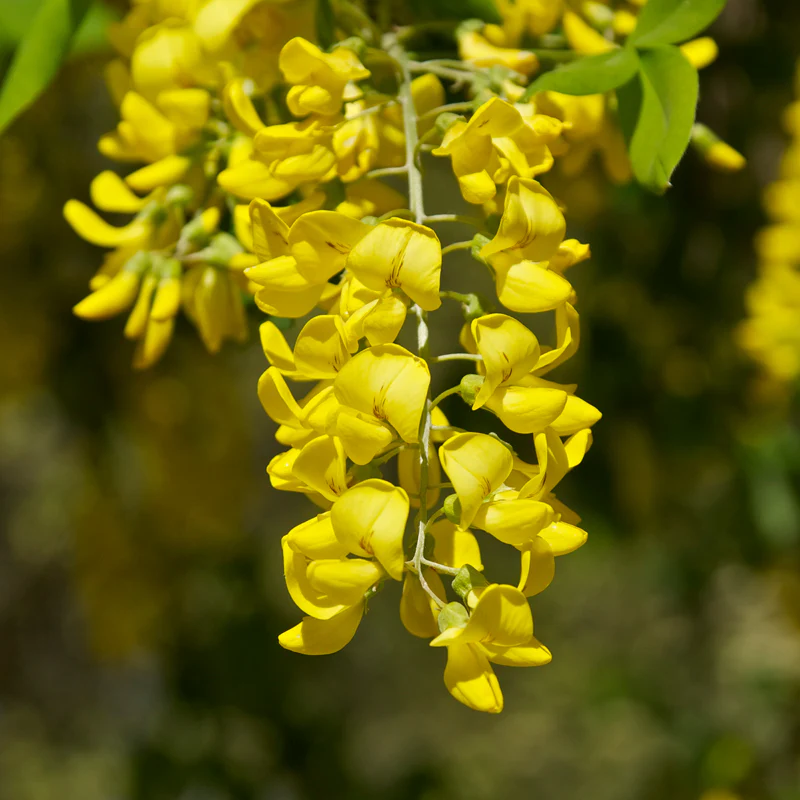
[2,0,800,798]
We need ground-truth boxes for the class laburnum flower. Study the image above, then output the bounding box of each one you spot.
[457,28,539,77]
[244,198,369,317]
[432,98,560,204]
[431,584,549,714]
[279,37,370,117]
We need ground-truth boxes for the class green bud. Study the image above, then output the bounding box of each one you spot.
[360,215,378,226]
[435,112,464,135]
[165,184,193,208]
[123,249,153,276]
[437,601,469,634]
[443,494,462,526]
[583,1,614,28]
[456,18,485,36]
[333,36,367,57]
[207,232,244,264]
[459,374,485,406]
[460,292,493,323]
[150,252,181,280]
[470,233,491,264]
[182,213,214,249]
[451,564,489,602]
[139,199,168,227]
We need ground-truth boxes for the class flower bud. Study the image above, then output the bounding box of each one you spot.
[435,112,464,135]
[165,184,194,208]
[451,564,488,602]
[459,373,485,405]
[436,601,469,634]
[443,494,462,526]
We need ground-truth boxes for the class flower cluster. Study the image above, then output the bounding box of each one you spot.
[62,0,737,712]
[738,61,800,382]
[230,25,606,712]
[63,0,314,367]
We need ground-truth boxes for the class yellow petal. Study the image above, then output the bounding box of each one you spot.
[334,344,430,444]
[443,643,503,713]
[74,269,142,320]
[563,11,616,54]
[517,537,555,597]
[307,557,384,603]
[259,321,296,372]
[64,200,150,247]
[125,155,191,193]
[438,433,514,529]
[481,177,565,262]
[483,636,552,667]
[429,519,483,571]
[222,77,265,136]
[283,539,352,620]
[346,218,442,311]
[519,428,570,499]
[472,496,556,545]
[90,171,148,213]
[156,88,210,129]
[538,521,587,556]
[330,479,409,580]
[680,37,718,70]
[218,158,295,201]
[249,199,291,261]
[362,294,408,345]
[494,257,574,314]
[289,211,370,283]
[431,584,532,647]
[293,315,351,378]
[535,302,580,374]
[471,314,540,408]
[286,512,349,559]
[257,366,303,426]
[400,570,444,638]
[482,385,568,434]
[327,406,394,465]
[292,435,348,502]
[278,604,363,655]
[564,428,593,469]
[398,444,441,509]
[549,395,602,436]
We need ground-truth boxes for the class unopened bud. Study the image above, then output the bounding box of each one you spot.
[459,373,485,405]
[165,184,193,208]
[437,601,469,634]
[451,564,489,602]
[460,292,493,322]
[435,112,463,135]
[443,494,462,526]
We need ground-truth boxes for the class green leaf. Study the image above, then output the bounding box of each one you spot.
[629,0,727,48]
[521,48,639,100]
[0,0,93,135]
[407,0,502,24]
[315,0,336,50]
[622,45,699,193]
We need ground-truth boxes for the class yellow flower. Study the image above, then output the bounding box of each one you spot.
[280,38,370,117]
[244,200,368,317]
[279,603,364,655]
[333,344,430,444]
[563,11,616,55]
[430,585,549,713]
[470,313,541,408]
[433,98,556,204]
[439,433,514,528]
[330,478,410,580]
[458,30,539,77]
[346,218,443,311]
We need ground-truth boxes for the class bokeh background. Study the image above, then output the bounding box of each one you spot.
[2,0,800,798]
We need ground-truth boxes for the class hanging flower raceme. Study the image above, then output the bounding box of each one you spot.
[240,29,605,715]
[63,0,730,713]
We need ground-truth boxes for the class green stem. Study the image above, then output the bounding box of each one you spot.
[441,241,474,257]
[424,214,484,227]
[417,101,474,122]
[430,385,461,410]
[429,353,483,364]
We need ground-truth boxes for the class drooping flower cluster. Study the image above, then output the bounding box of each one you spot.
[62,0,738,712]
[230,27,606,712]
[63,0,314,367]
[738,60,800,383]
